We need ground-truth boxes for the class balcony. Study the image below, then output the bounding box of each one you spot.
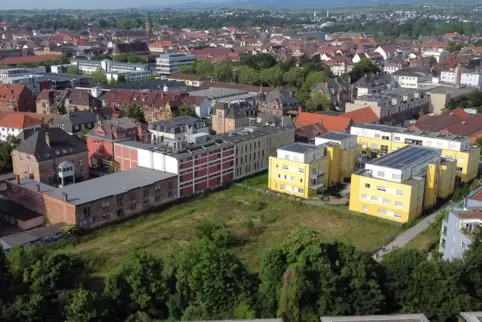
[310,178,324,190]
[310,170,325,179]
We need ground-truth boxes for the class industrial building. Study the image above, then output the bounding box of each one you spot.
[349,145,456,223]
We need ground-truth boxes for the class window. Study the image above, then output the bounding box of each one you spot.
[362,194,368,199]
[456,167,463,172]
[380,145,388,155]
[280,184,286,190]
[143,189,149,198]
[378,209,387,215]
[298,188,304,193]
[462,242,466,249]
[365,183,371,188]
[298,168,304,173]
[395,201,403,207]
[382,135,390,140]
[19,152,26,160]
[392,173,401,180]
[168,191,173,198]
[394,213,402,219]
[117,196,124,207]
[441,238,446,248]
[377,171,385,177]
[283,164,289,170]
[377,186,386,192]
[79,159,84,166]
[396,190,404,195]
[363,205,368,211]
[383,198,390,205]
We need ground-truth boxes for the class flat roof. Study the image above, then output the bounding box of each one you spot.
[460,312,482,322]
[368,145,439,170]
[216,126,293,144]
[280,142,320,154]
[353,123,468,142]
[0,223,65,250]
[10,168,177,206]
[317,131,353,141]
[320,314,430,322]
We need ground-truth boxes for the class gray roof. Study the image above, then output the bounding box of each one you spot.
[216,126,293,144]
[280,142,320,154]
[11,167,177,206]
[0,223,65,251]
[320,314,430,322]
[392,67,430,77]
[353,73,390,89]
[14,127,88,161]
[460,312,482,322]
[53,111,105,132]
[317,131,352,141]
[368,145,439,170]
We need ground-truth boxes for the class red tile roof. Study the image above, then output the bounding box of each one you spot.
[295,122,328,140]
[471,189,482,201]
[1,55,59,65]
[0,113,42,129]
[411,108,471,132]
[342,107,379,125]
[295,112,352,132]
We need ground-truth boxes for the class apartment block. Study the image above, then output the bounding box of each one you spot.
[439,186,482,261]
[314,132,358,185]
[7,168,178,229]
[148,116,210,149]
[349,145,456,223]
[351,123,480,184]
[217,126,295,180]
[268,143,328,199]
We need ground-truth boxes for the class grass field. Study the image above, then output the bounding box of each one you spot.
[237,172,269,189]
[58,185,401,274]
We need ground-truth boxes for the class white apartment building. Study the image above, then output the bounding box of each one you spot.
[440,69,482,89]
[106,70,153,82]
[391,68,432,89]
[70,59,154,80]
[156,53,197,76]
[421,49,450,63]
[148,116,210,149]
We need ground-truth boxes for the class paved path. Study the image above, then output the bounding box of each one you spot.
[373,203,454,262]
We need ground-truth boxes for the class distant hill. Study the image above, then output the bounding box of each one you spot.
[138,0,437,10]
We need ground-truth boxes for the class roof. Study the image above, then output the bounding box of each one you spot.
[1,55,59,65]
[320,314,430,322]
[168,74,207,82]
[0,84,27,101]
[149,116,204,130]
[53,111,105,130]
[11,167,177,206]
[14,127,88,161]
[342,107,379,125]
[0,113,42,129]
[454,210,482,220]
[279,142,320,154]
[368,145,439,170]
[295,112,351,132]
[317,131,353,141]
[460,312,482,322]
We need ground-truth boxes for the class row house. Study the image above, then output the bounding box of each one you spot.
[36,88,101,114]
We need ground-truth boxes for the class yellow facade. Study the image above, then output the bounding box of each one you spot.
[268,156,328,199]
[349,158,457,223]
[325,144,358,184]
[356,136,480,183]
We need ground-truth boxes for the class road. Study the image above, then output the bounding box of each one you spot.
[373,203,454,262]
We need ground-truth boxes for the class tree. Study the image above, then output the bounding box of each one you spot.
[241,54,277,70]
[306,92,331,112]
[178,65,196,74]
[90,68,108,84]
[0,135,20,173]
[66,289,105,322]
[104,252,168,320]
[65,66,83,75]
[194,60,214,76]
[349,58,380,83]
[180,104,197,117]
[214,61,234,82]
[283,67,305,87]
[259,66,283,87]
[462,229,482,302]
[122,104,146,124]
[117,75,127,83]
[236,66,260,85]
[78,127,90,142]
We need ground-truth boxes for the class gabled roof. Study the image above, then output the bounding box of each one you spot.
[295,112,352,132]
[0,113,42,129]
[411,108,471,132]
[342,107,379,125]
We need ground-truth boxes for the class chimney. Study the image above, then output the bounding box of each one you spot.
[455,63,462,88]
[61,192,68,202]
[45,131,50,147]
[15,175,20,184]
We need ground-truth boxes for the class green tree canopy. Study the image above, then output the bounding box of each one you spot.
[122,104,146,124]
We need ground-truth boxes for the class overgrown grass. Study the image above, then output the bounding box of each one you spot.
[405,210,448,254]
[56,186,401,275]
[237,172,269,189]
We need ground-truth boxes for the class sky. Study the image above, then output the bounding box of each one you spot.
[2,0,218,10]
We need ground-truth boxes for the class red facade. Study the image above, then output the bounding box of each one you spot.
[114,144,139,171]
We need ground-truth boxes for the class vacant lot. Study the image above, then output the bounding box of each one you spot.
[58,186,401,274]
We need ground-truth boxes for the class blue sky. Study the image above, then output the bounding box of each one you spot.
[2,0,215,9]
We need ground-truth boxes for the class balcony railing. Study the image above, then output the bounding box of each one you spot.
[310,170,325,179]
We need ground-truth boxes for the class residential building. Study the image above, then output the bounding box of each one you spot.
[0,113,42,141]
[268,143,328,198]
[70,59,153,80]
[374,45,399,60]
[218,126,295,179]
[0,84,35,112]
[36,88,101,114]
[383,61,409,75]
[321,314,430,322]
[311,78,353,110]
[148,116,210,149]
[439,186,482,261]
[440,68,482,89]
[52,111,106,135]
[426,86,478,115]
[391,67,432,89]
[155,53,197,76]
[111,137,235,197]
[345,88,430,125]
[461,312,482,322]
[211,99,258,134]
[421,49,449,63]
[349,145,457,223]
[7,168,178,229]
[258,87,299,116]
[12,127,89,185]
[352,74,390,98]
[350,123,480,184]
[314,132,358,184]
[86,118,150,169]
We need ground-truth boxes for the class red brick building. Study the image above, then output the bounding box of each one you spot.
[0,84,36,112]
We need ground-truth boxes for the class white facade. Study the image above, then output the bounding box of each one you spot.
[440,69,482,89]
[137,149,179,174]
[0,124,41,141]
[384,64,403,75]
[156,53,197,76]
[392,74,432,89]
[314,134,357,150]
[70,59,153,79]
[421,50,449,63]
[277,145,325,163]
[106,70,153,82]
[350,124,471,152]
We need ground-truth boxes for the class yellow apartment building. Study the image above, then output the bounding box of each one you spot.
[314,132,358,185]
[268,143,328,199]
[350,123,480,184]
[349,145,457,223]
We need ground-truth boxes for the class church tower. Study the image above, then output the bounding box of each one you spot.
[145,14,152,40]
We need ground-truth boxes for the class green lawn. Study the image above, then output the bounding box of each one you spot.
[237,172,269,189]
[404,230,440,253]
[58,186,401,274]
